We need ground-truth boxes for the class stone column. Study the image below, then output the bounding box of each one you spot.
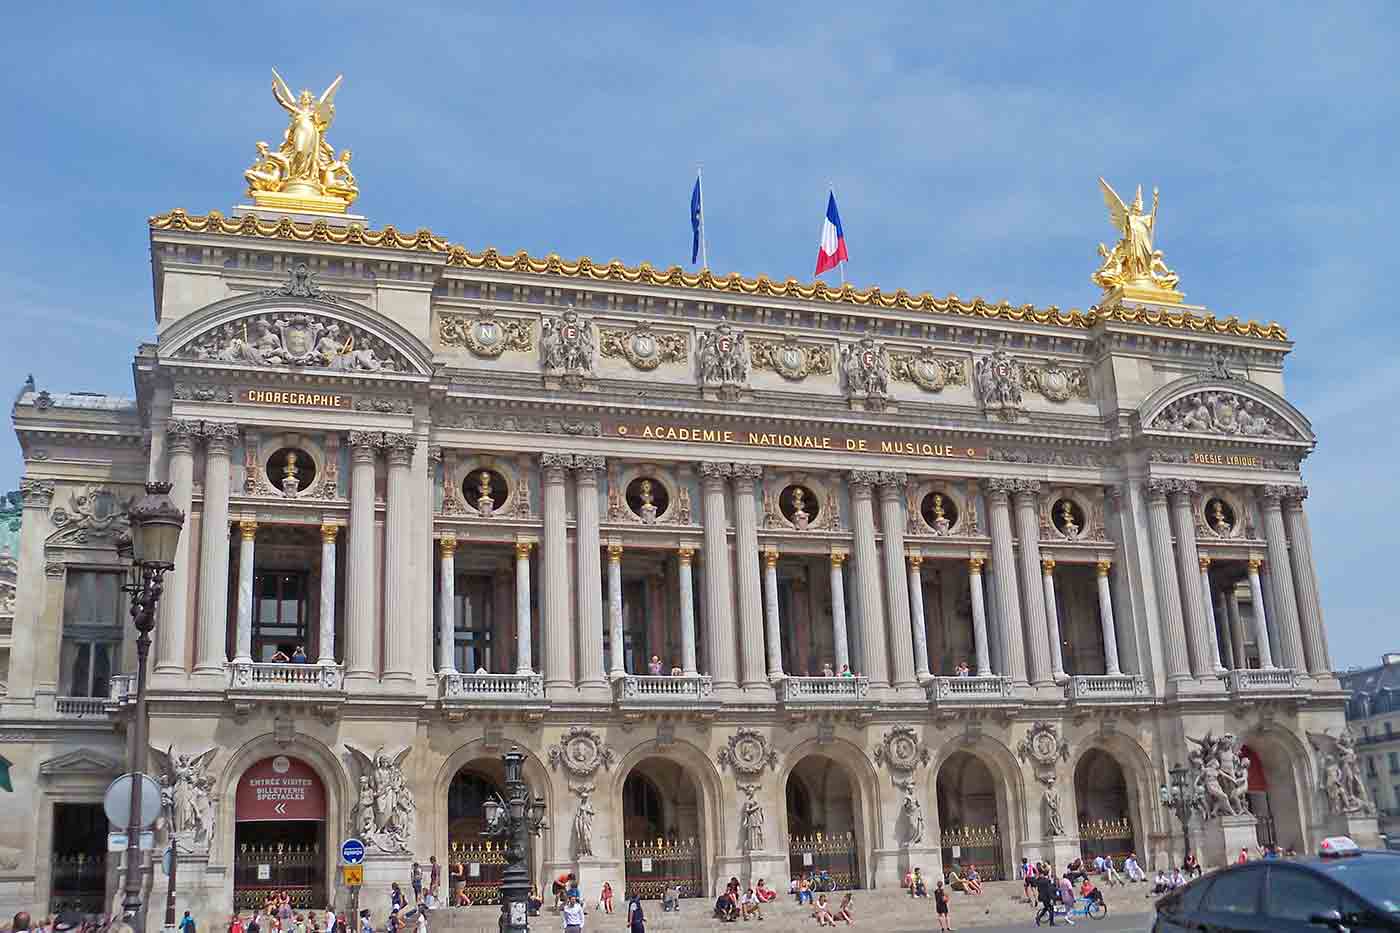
[1011,481,1053,686]
[1165,482,1215,677]
[155,420,199,677]
[829,552,851,674]
[1094,560,1122,676]
[345,432,378,687]
[608,544,625,677]
[762,547,784,680]
[233,520,257,663]
[1215,593,1236,670]
[4,480,55,700]
[1246,559,1275,669]
[1226,589,1247,671]
[877,474,918,690]
[1258,486,1306,671]
[848,471,890,689]
[1144,480,1191,682]
[381,434,415,686]
[968,558,992,676]
[1041,559,1067,682]
[571,456,607,695]
[699,462,738,692]
[731,464,769,692]
[318,524,338,665]
[515,542,534,674]
[677,546,699,676]
[907,555,931,681]
[1281,487,1330,674]
[194,424,236,676]
[541,454,574,693]
[981,480,1027,685]
[1198,557,1225,672]
[438,536,457,673]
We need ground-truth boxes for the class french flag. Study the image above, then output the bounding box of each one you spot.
[814,190,849,276]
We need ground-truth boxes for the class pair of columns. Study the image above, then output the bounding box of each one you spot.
[230,521,339,665]
[436,537,535,675]
[540,453,609,696]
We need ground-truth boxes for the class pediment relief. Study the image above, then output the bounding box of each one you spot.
[46,487,134,550]
[1141,377,1311,443]
[39,748,123,776]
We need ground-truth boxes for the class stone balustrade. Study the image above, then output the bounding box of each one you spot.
[1225,667,1303,696]
[613,673,715,704]
[107,674,136,706]
[55,695,109,718]
[928,674,1015,705]
[777,675,871,705]
[1067,673,1149,705]
[227,660,345,692]
[438,671,544,701]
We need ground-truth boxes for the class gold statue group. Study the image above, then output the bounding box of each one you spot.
[244,69,358,213]
[239,71,1180,303]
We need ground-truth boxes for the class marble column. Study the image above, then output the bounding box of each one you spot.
[1281,487,1330,674]
[877,474,917,690]
[345,432,378,686]
[1246,559,1274,668]
[515,542,534,674]
[381,434,415,686]
[1166,482,1213,677]
[1041,559,1066,682]
[1144,480,1191,682]
[677,546,699,676]
[541,454,574,692]
[608,543,625,677]
[848,471,890,689]
[194,423,237,676]
[1011,481,1053,686]
[981,480,1028,685]
[761,547,784,680]
[1258,486,1306,671]
[1226,589,1247,671]
[155,420,198,677]
[1215,593,1236,670]
[829,552,851,674]
[319,524,338,665]
[731,465,769,691]
[907,555,931,682]
[1094,560,1122,676]
[233,520,257,663]
[572,456,607,694]
[699,462,738,691]
[438,536,457,674]
[1198,557,1225,672]
[968,558,992,676]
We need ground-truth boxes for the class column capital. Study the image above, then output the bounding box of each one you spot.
[167,418,202,453]
[1011,478,1041,498]
[907,553,923,569]
[320,523,340,543]
[541,452,571,479]
[348,430,380,458]
[1095,559,1111,577]
[1198,555,1211,571]
[19,478,55,508]
[514,540,534,559]
[570,455,606,475]
[381,432,414,465]
[203,421,240,454]
[968,556,985,573]
[607,543,623,562]
[731,463,763,482]
[239,519,259,540]
[677,545,695,564]
[979,477,1016,502]
[1248,557,1264,572]
[1041,557,1056,574]
[876,471,908,491]
[1145,478,1173,502]
[699,461,733,480]
[848,469,880,489]
[829,550,847,568]
[1283,484,1309,506]
[438,534,457,556]
[763,546,779,568]
[1106,484,1125,503]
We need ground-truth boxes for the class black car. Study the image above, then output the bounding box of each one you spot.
[1153,846,1400,933]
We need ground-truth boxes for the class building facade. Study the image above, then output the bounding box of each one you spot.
[1341,653,1400,842]
[0,83,1373,922]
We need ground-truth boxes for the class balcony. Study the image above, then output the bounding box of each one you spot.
[55,695,110,718]
[613,674,718,716]
[107,674,136,708]
[777,675,871,706]
[1067,674,1150,706]
[1225,667,1304,698]
[928,674,1017,708]
[438,671,544,701]
[226,660,346,715]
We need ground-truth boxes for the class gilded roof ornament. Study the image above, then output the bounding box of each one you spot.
[243,69,357,215]
[1092,178,1182,304]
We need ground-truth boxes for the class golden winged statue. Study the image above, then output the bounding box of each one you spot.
[1091,177,1181,302]
[243,69,358,214]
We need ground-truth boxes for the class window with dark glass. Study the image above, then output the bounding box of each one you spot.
[60,570,123,697]
[454,574,495,673]
[1264,866,1362,922]
[1200,866,1265,915]
[252,571,309,661]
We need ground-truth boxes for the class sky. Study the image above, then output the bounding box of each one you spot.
[0,2,1396,670]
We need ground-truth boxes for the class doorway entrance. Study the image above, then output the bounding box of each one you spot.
[786,755,862,890]
[622,758,705,899]
[50,803,106,914]
[233,755,328,910]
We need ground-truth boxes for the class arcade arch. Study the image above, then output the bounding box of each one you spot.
[1240,730,1310,852]
[934,750,1014,880]
[620,756,706,898]
[785,754,863,889]
[232,755,329,910]
[1074,749,1135,861]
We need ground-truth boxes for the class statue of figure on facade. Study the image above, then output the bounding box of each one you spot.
[841,334,891,405]
[698,323,750,391]
[572,784,596,857]
[896,777,925,846]
[541,308,595,381]
[975,350,1024,418]
[476,470,495,517]
[149,746,219,851]
[345,745,415,852]
[739,784,765,853]
[637,478,658,524]
[1040,774,1066,836]
[1186,732,1252,819]
[789,487,810,530]
[1309,729,1376,816]
[930,494,950,534]
[243,70,358,212]
[1092,178,1180,298]
[1058,500,1080,538]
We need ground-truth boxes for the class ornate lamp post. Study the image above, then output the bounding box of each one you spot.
[482,747,547,933]
[1159,762,1200,870]
[115,482,186,930]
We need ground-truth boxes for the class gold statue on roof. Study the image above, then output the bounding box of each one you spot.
[1092,177,1181,303]
[243,69,357,214]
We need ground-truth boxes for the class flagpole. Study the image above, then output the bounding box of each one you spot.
[698,164,709,271]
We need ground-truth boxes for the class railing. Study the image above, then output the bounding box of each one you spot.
[55,695,109,717]
[1068,674,1149,701]
[778,675,871,704]
[108,673,135,704]
[439,671,544,700]
[614,673,715,703]
[1226,668,1301,694]
[624,837,703,900]
[928,674,1014,703]
[227,660,345,692]
[447,840,508,905]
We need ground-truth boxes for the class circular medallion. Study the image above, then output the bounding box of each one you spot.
[272,755,291,774]
[1051,498,1085,540]
[1041,369,1071,402]
[911,358,947,392]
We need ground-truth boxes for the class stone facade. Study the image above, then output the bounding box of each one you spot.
[0,201,1357,923]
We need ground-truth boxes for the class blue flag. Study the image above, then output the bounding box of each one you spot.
[690,176,703,265]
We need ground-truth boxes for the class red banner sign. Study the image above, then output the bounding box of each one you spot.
[235,755,327,822]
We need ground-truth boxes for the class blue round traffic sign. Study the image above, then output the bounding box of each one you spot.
[341,838,365,865]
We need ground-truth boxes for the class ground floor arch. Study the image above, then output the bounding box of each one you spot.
[232,754,328,910]
[785,754,863,889]
[1074,749,1136,861]
[1241,731,1309,852]
[446,759,508,904]
[620,756,706,899]
[935,750,1012,880]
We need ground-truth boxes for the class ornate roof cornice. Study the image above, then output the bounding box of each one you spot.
[150,209,1290,343]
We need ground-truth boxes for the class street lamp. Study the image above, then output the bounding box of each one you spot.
[117,482,185,930]
[1159,762,1201,870]
[482,747,547,933]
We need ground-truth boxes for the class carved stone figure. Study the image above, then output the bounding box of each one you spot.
[476,471,495,517]
[149,746,218,851]
[1057,501,1080,539]
[698,323,750,393]
[677,485,692,524]
[896,777,925,846]
[874,725,930,773]
[975,351,1024,418]
[717,728,779,775]
[1041,774,1066,836]
[244,70,357,212]
[789,487,810,530]
[1208,499,1234,536]
[841,334,890,406]
[541,307,595,382]
[1309,729,1375,816]
[1152,392,1297,439]
[549,727,617,778]
[1017,722,1070,767]
[572,784,596,858]
[181,308,404,373]
[1092,178,1180,297]
[637,479,658,524]
[345,745,415,852]
[1185,732,1253,819]
[739,784,765,852]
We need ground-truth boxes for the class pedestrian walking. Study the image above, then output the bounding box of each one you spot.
[626,895,645,933]
[179,912,197,933]
[429,857,442,897]
[1033,870,1058,926]
[561,895,585,933]
[411,862,423,904]
[933,881,951,932]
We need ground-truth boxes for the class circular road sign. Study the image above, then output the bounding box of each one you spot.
[103,773,163,830]
[340,837,365,865]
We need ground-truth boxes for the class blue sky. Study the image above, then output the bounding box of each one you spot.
[1,3,1396,669]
